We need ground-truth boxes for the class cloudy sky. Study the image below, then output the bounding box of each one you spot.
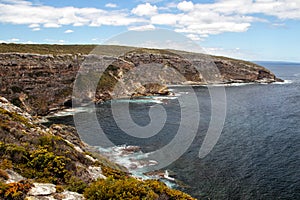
[0,0,299,61]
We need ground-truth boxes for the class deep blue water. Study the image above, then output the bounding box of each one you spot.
[48,63,300,199]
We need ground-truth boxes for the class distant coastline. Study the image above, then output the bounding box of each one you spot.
[253,61,300,66]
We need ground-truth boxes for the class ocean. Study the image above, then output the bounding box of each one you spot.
[47,62,300,199]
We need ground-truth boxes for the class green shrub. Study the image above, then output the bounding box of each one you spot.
[26,147,71,184]
[84,177,158,200]
[0,143,29,164]
[0,159,13,170]
[0,108,34,129]
[65,176,87,194]
[100,165,128,179]
[84,177,196,200]
[144,179,195,200]
[55,185,64,193]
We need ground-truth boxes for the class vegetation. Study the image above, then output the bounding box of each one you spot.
[0,108,34,129]
[0,180,33,200]
[0,169,9,180]
[0,43,135,56]
[84,176,195,200]
[126,48,179,57]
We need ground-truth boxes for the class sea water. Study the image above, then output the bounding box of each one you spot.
[47,62,300,199]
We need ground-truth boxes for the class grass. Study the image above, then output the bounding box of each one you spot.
[0,43,264,69]
[0,43,135,56]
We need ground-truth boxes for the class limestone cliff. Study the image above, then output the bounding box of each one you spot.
[0,44,282,115]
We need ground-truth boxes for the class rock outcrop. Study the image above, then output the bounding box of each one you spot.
[0,45,282,115]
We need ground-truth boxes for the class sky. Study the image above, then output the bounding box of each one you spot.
[0,0,300,62]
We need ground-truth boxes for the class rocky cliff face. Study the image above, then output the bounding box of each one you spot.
[0,48,282,115]
[0,53,82,115]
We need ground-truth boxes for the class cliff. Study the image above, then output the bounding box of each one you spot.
[0,44,282,115]
[0,96,195,199]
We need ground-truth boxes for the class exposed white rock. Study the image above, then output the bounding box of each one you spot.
[26,186,85,200]
[5,169,25,183]
[27,183,56,196]
[88,166,106,180]
[0,96,33,122]
[59,191,85,200]
[25,196,56,200]
[85,154,96,162]
[74,145,84,153]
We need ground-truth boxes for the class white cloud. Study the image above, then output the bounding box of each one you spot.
[29,23,40,31]
[191,0,300,20]
[175,22,251,35]
[158,2,177,11]
[64,29,74,33]
[137,0,164,3]
[131,3,158,16]
[105,3,117,8]
[128,24,155,31]
[151,0,295,38]
[28,23,39,28]
[177,1,194,12]
[0,1,145,28]
[203,46,260,61]
[0,0,31,6]
[44,23,61,28]
[186,34,202,41]
[151,13,180,25]
[1,38,22,43]
[44,38,66,44]
[25,40,35,44]
[10,38,20,42]
[271,23,286,28]
[0,0,300,41]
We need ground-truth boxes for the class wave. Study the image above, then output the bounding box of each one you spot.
[271,80,293,85]
[170,80,294,88]
[48,106,94,117]
[97,145,176,188]
[110,95,178,104]
[110,98,164,104]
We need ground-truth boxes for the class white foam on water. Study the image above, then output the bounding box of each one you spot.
[151,96,178,100]
[207,82,256,87]
[272,80,293,84]
[97,145,177,188]
[111,98,164,104]
[49,106,94,117]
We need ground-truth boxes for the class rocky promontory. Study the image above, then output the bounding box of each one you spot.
[0,44,282,115]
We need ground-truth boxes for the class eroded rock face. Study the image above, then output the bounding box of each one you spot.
[213,58,282,83]
[0,53,82,115]
[0,49,282,115]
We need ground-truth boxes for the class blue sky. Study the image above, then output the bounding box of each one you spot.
[0,0,300,62]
